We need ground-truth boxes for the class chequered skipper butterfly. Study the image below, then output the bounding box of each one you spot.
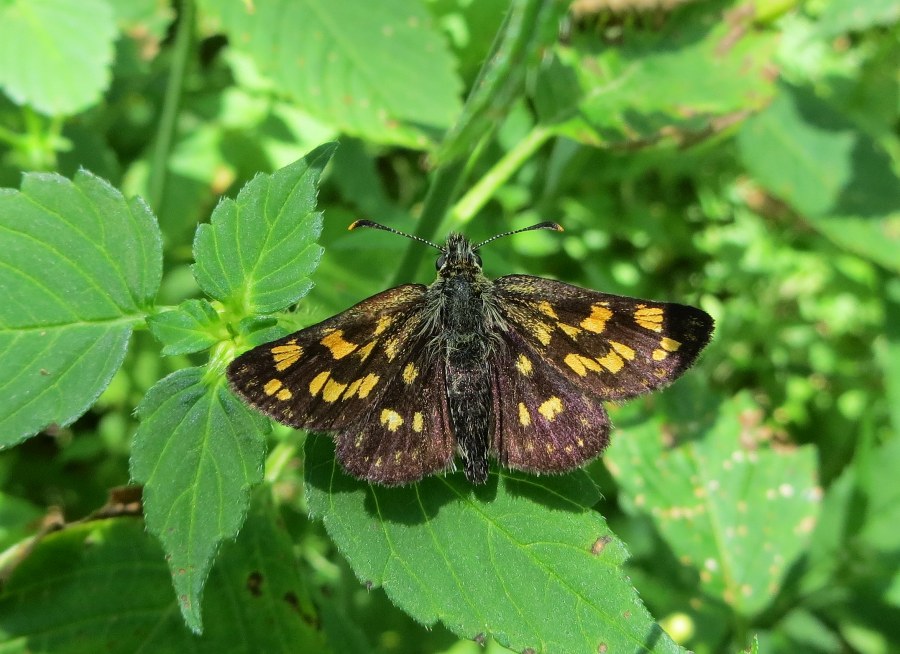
[227,221,714,485]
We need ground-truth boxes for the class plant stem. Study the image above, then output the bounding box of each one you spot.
[448,124,552,228]
[148,0,194,212]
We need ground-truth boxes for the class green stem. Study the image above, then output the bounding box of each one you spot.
[265,441,298,483]
[448,125,552,228]
[390,160,466,285]
[148,0,195,211]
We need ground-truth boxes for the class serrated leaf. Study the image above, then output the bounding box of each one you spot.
[534,1,777,147]
[0,492,326,651]
[200,0,461,148]
[737,82,900,272]
[192,143,335,316]
[130,368,268,632]
[147,298,224,355]
[0,170,162,448]
[305,437,685,654]
[606,392,821,618]
[0,0,117,115]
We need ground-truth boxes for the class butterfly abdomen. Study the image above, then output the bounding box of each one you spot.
[434,271,495,484]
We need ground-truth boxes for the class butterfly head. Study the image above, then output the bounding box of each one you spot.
[348,220,564,281]
[436,233,482,278]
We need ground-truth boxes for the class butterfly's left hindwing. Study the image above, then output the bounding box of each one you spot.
[494,275,714,401]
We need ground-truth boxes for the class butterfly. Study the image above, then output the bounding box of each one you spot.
[227,221,714,485]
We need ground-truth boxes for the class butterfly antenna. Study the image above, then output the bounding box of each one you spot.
[473,222,563,250]
[349,220,443,251]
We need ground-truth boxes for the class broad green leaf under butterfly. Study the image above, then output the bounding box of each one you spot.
[606,392,821,618]
[192,143,336,316]
[0,492,325,651]
[201,0,462,149]
[130,368,268,633]
[305,438,685,654]
[0,170,161,448]
[0,0,117,115]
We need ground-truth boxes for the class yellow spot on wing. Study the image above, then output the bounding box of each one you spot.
[320,330,358,359]
[323,378,347,403]
[413,412,424,433]
[609,341,636,360]
[532,321,553,346]
[272,343,303,371]
[356,341,377,361]
[402,362,418,384]
[358,373,380,398]
[374,315,393,336]
[342,377,363,399]
[537,301,558,319]
[660,337,682,352]
[518,403,531,427]
[384,337,401,361]
[538,397,563,421]
[380,409,404,432]
[635,306,664,332]
[309,371,329,396]
[597,350,625,373]
[276,388,292,401]
[564,353,601,377]
[515,354,533,376]
[557,323,581,339]
[652,349,668,361]
[581,304,614,334]
[263,379,283,396]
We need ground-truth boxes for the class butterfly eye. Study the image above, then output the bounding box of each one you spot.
[473,253,482,267]
[436,254,446,270]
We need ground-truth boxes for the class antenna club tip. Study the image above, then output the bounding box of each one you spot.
[348,220,371,231]
[548,222,564,232]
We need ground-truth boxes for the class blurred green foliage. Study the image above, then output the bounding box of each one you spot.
[0,0,897,652]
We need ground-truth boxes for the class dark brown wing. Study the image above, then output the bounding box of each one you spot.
[493,275,713,401]
[334,356,455,485]
[227,284,431,430]
[490,327,611,473]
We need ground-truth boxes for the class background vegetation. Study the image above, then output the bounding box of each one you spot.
[0,0,897,652]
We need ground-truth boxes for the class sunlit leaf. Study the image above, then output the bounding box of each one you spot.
[306,438,685,654]
[130,368,267,632]
[0,170,161,447]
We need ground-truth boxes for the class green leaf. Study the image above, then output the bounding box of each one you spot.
[147,298,225,355]
[130,368,268,633]
[192,143,336,316]
[534,1,777,147]
[305,438,685,654]
[0,0,117,115]
[606,392,821,618]
[737,83,900,272]
[0,492,326,651]
[200,0,462,149]
[0,170,162,448]
[817,0,900,37]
